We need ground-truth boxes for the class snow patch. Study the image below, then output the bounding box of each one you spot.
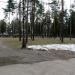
[27,44,75,51]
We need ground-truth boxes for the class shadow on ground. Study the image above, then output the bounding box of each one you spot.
[0,49,75,66]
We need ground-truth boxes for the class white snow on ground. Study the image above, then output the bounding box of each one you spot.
[28,44,75,51]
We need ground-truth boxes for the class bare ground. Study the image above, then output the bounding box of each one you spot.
[0,40,75,66]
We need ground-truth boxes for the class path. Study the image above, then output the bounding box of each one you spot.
[0,40,75,75]
[0,58,75,75]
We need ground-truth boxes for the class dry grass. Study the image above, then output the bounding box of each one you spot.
[0,37,75,48]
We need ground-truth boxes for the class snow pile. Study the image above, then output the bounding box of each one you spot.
[28,44,75,51]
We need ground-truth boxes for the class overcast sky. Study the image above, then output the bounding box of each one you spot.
[0,0,74,21]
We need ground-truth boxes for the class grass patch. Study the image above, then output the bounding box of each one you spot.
[0,37,75,48]
[0,37,22,48]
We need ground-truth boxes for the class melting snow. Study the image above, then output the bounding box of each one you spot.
[27,44,75,51]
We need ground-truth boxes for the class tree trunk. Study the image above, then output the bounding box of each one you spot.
[70,18,72,40]
[31,0,35,41]
[22,0,26,48]
[70,0,72,40]
[19,0,22,41]
[26,0,29,43]
[61,0,64,43]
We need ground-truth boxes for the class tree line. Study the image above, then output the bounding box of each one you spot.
[1,0,75,48]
